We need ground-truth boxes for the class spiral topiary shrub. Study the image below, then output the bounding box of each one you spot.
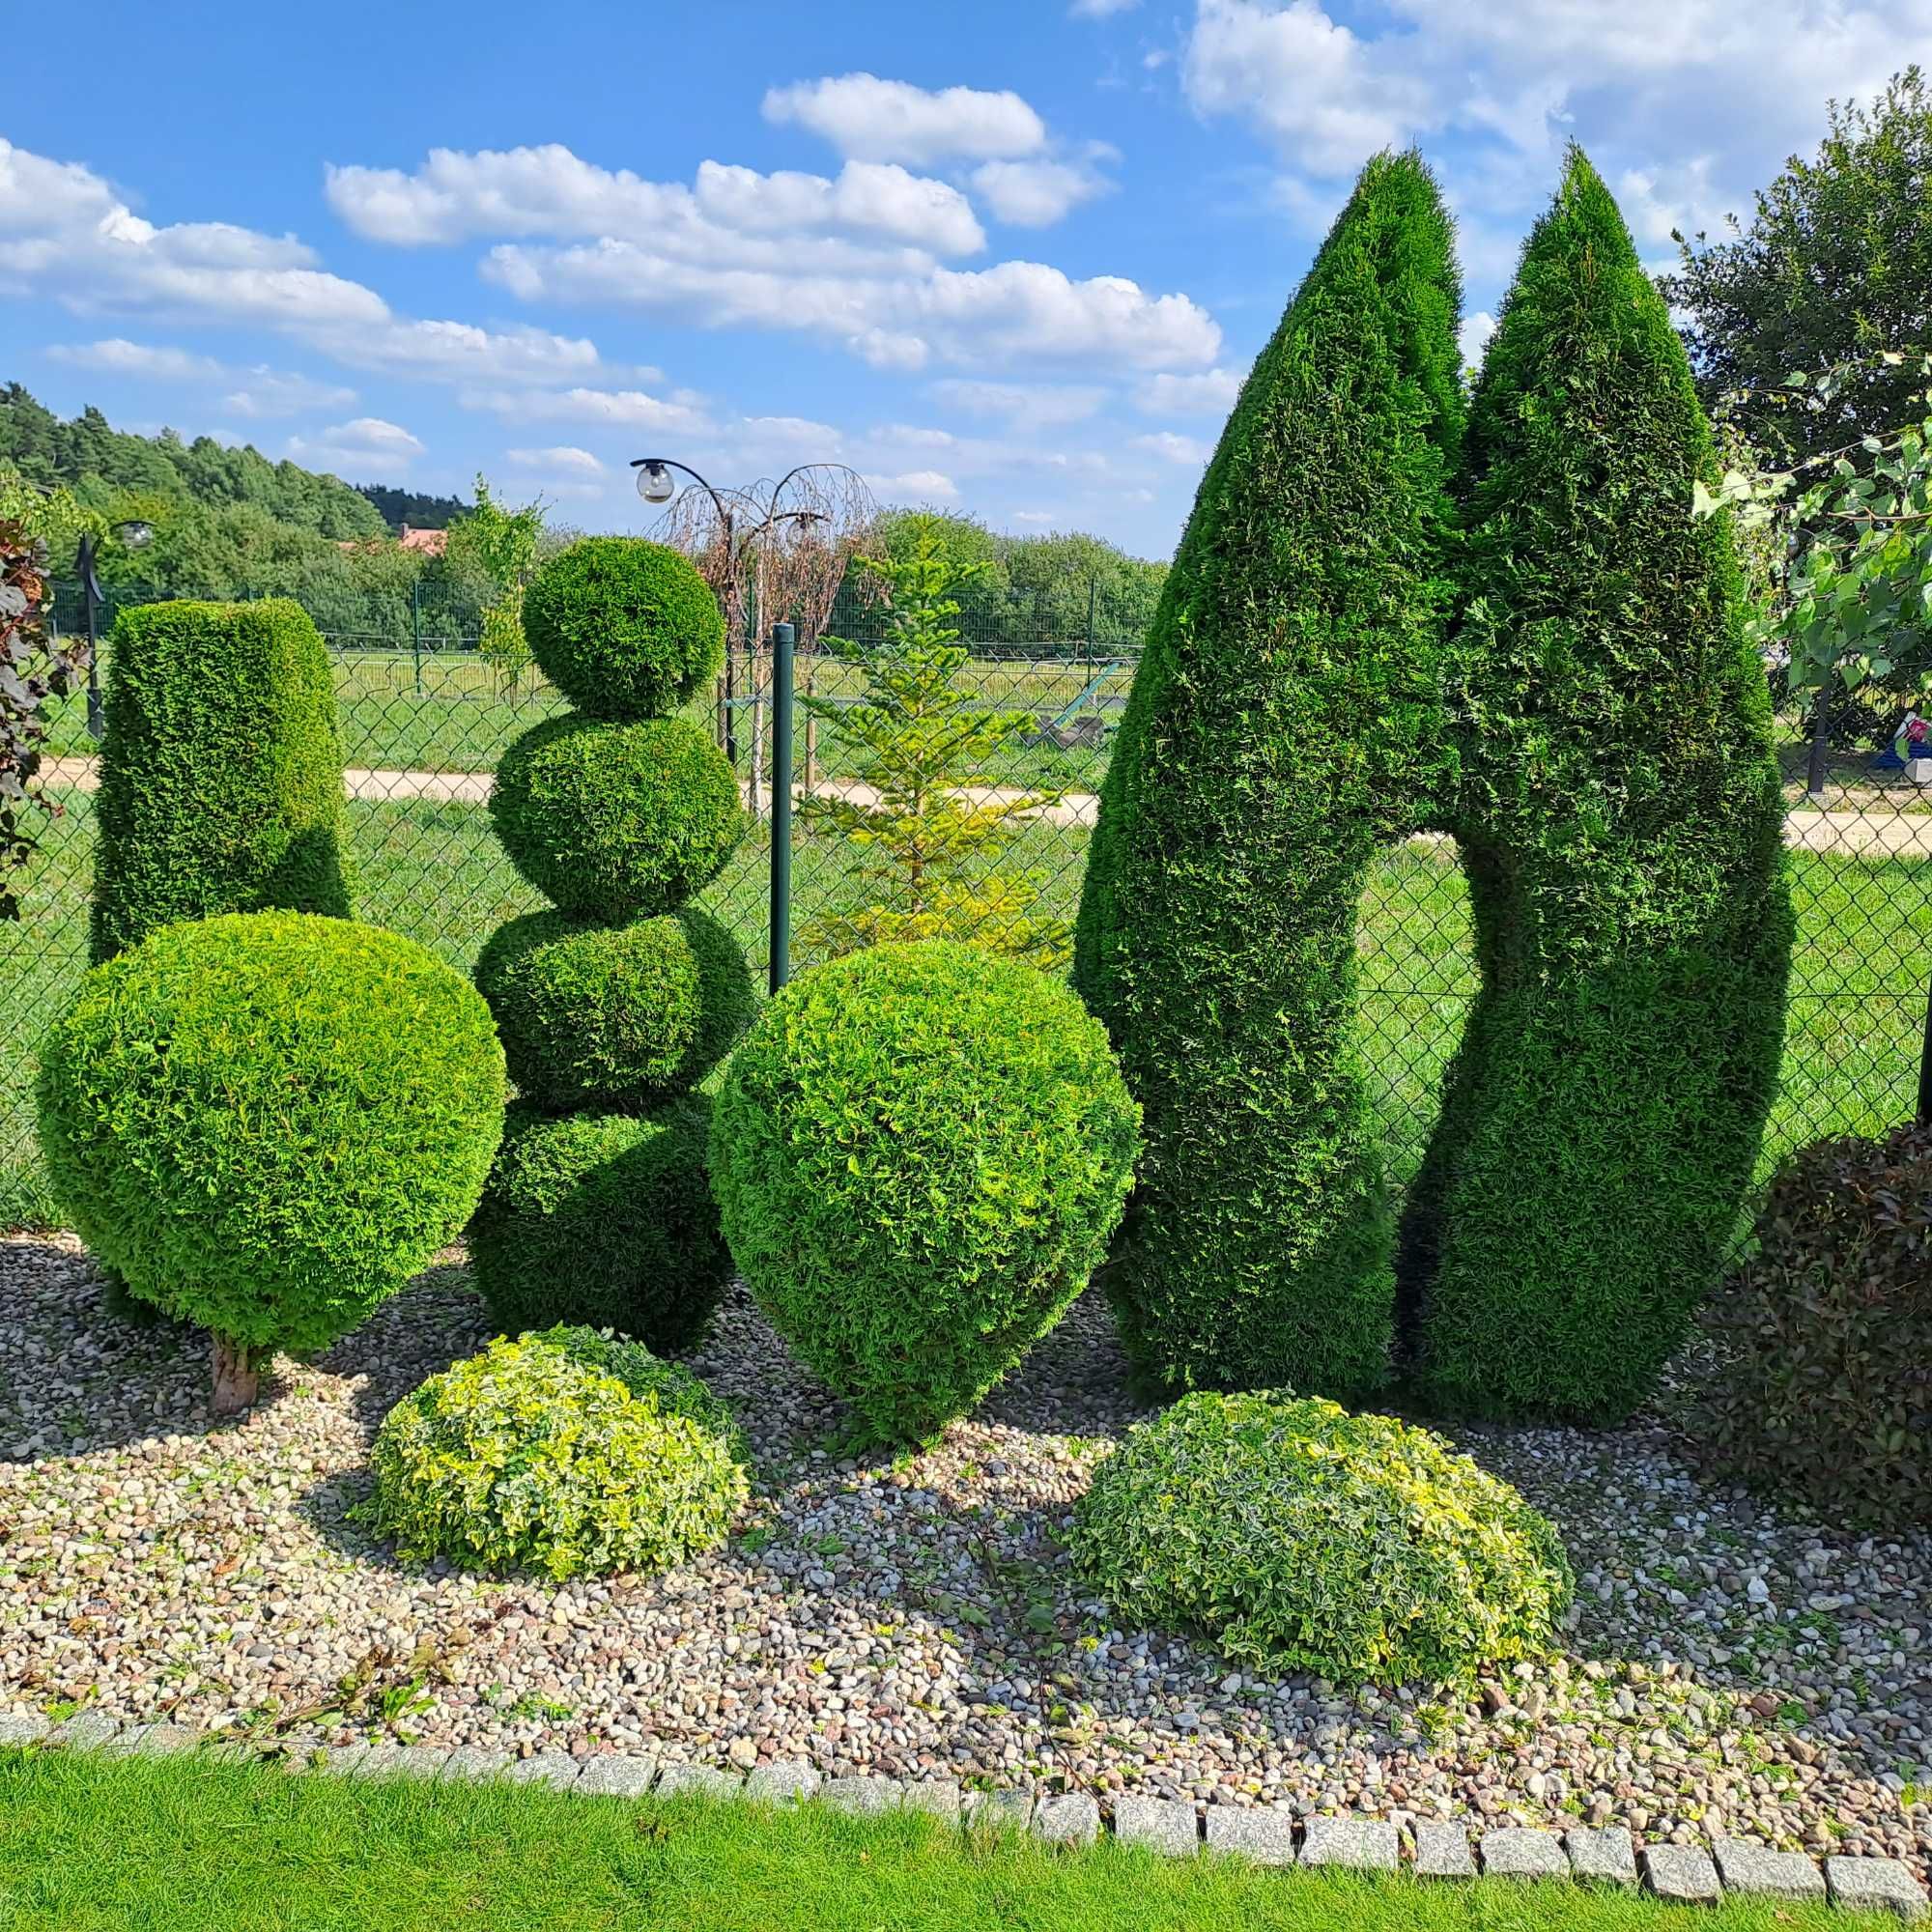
[470,1099,728,1348]
[1686,1122,1932,1530]
[524,537,724,721]
[359,1324,748,1580]
[1071,1392,1572,1685]
[91,598,353,963]
[711,941,1141,1443]
[474,908,753,1112]
[36,911,505,1410]
[491,714,745,923]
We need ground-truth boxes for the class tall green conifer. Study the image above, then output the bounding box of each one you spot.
[1404,150,1792,1420]
[1073,152,1463,1395]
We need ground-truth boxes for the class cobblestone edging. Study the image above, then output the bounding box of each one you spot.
[5,1714,1925,1919]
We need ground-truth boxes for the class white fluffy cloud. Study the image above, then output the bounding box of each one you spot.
[1458,311,1496,369]
[865,468,960,501]
[505,444,606,476]
[47,337,358,417]
[461,384,709,435]
[327,146,985,260]
[929,379,1106,426]
[1131,429,1211,465]
[287,416,423,472]
[971,158,1111,227]
[762,73,1046,165]
[1134,364,1247,415]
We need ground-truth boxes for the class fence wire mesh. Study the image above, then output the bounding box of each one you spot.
[5,582,1930,1251]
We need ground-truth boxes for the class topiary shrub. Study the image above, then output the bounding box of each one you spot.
[91,598,353,962]
[1686,1122,1932,1530]
[37,911,504,1411]
[1071,151,1463,1400]
[490,713,745,923]
[359,1324,748,1580]
[1401,148,1793,1421]
[1070,1392,1573,1685]
[474,908,753,1113]
[711,941,1140,1443]
[523,537,724,721]
[469,1099,729,1349]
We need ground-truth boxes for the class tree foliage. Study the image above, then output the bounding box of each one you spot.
[1073,150,1463,1398]
[1405,149,1793,1421]
[0,520,79,920]
[802,525,1070,967]
[1661,68,1932,461]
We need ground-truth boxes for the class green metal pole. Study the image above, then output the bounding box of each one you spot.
[769,621,796,995]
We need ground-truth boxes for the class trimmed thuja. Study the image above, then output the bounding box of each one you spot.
[1072,151,1463,1397]
[1401,149,1793,1421]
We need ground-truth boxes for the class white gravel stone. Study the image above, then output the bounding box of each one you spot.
[1564,1826,1637,1888]
[1712,1837,1827,1901]
[1482,1828,1569,1880]
[1301,1816,1399,1872]
[1644,1844,1722,1903]
[1414,1821,1477,1879]
[1827,1857,1929,1920]
[1206,1807,1296,1865]
[1033,1792,1100,1849]
[1112,1796,1199,1857]
[576,1756,658,1798]
[743,1760,820,1804]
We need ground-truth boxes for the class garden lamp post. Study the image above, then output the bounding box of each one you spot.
[77,520,154,739]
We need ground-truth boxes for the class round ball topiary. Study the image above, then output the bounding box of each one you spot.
[470,1099,730,1350]
[474,908,754,1113]
[359,1324,748,1580]
[36,911,505,1358]
[710,940,1141,1443]
[491,714,746,923]
[1070,1392,1573,1685]
[524,537,724,722]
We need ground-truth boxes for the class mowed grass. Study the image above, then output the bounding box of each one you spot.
[4,788,1927,1228]
[0,1747,1887,1932]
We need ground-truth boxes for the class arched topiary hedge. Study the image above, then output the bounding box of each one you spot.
[1072,150,1463,1399]
[1401,149,1792,1420]
[90,598,352,962]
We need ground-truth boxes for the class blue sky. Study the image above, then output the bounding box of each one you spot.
[4,0,1926,556]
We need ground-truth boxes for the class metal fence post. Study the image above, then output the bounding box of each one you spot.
[411,577,423,695]
[769,621,795,995]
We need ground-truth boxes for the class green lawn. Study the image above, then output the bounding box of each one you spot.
[0,1747,1886,1932]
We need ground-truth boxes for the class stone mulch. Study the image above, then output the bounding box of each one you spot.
[1,1233,1927,1886]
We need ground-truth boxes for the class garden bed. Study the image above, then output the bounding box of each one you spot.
[1,1233,1926,1882]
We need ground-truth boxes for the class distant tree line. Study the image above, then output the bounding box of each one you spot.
[355,483,469,532]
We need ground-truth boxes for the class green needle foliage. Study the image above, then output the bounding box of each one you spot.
[1404,149,1793,1421]
[1072,151,1463,1398]
[801,523,1070,968]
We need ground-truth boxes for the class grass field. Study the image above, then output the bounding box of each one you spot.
[4,780,1926,1229]
[0,1748,1886,1932]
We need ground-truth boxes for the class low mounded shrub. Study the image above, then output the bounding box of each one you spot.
[360,1324,748,1580]
[91,598,353,962]
[1687,1122,1932,1530]
[523,537,724,722]
[711,941,1140,1443]
[474,908,753,1113]
[1070,1392,1573,1685]
[37,912,504,1387]
[491,714,745,923]
[469,1100,729,1350]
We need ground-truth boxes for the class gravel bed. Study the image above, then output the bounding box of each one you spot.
[2,1232,1926,1879]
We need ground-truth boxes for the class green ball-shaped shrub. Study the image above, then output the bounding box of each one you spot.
[360,1324,748,1580]
[711,941,1141,1443]
[470,1099,729,1350]
[1686,1122,1932,1530]
[36,911,506,1351]
[475,908,753,1113]
[524,537,724,722]
[1070,1392,1573,1685]
[491,714,746,923]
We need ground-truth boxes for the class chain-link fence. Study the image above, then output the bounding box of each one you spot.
[6,584,1930,1248]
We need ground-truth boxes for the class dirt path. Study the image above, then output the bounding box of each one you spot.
[39,757,1932,854]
